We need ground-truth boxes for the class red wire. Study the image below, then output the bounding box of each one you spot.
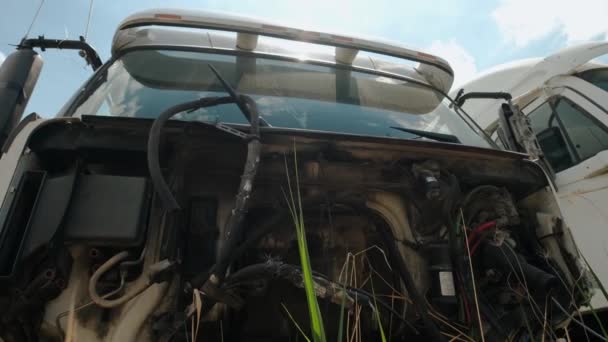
[467,220,497,256]
[456,272,471,324]
[470,239,483,255]
[457,221,497,325]
[462,290,471,323]
[467,220,497,246]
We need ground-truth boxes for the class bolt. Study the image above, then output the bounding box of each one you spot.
[89,248,101,259]
[44,268,56,279]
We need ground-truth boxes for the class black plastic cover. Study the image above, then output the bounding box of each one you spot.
[21,173,77,257]
[0,171,46,279]
[62,174,150,246]
[22,174,150,254]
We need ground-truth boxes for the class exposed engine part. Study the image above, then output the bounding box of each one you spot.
[480,242,558,295]
[411,160,441,200]
[88,250,173,308]
[450,184,586,341]
[461,185,520,228]
[0,247,72,341]
[222,261,356,308]
[0,116,591,341]
[424,241,457,316]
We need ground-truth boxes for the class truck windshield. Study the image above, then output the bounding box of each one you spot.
[66,49,492,148]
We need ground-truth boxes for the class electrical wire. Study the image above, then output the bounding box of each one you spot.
[502,245,551,325]
[460,215,486,342]
[467,220,497,256]
[23,0,46,40]
[217,261,420,337]
[376,218,447,342]
[467,221,496,246]
[84,0,94,40]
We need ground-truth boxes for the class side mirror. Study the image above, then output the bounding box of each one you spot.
[0,37,100,150]
[0,48,43,148]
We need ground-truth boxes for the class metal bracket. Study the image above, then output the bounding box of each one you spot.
[215,122,248,139]
[18,35,102,71]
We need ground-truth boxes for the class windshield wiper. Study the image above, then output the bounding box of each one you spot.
[208,64,270,127]
[390,126,461,144]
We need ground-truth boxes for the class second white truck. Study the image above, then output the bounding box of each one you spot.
[455,42,608,312]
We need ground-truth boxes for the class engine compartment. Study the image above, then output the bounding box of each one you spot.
[0,116,590,341]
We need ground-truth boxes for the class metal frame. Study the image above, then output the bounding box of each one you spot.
[19,36,102,71]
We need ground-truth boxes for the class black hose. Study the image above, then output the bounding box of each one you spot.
[189,212,284,289]
[224,261,417,331]
[232,195,443,339]
[148,93,262,283]
[212,96,261,280]
[189,193,360,290]
[374,216,447,342]
[189,195,444,339]
[147,96,235,211]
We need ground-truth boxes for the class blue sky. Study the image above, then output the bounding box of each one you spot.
[0,0,607,117]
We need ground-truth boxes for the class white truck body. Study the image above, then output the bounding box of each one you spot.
[455,41,608,309]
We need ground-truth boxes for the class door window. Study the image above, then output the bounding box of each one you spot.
[555,99,608,159]
[577,68,608,93]
[527,97,608,172]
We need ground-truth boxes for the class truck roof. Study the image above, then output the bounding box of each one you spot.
[112,8,455,93]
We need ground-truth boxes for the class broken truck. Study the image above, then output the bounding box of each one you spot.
[0,9,595,341]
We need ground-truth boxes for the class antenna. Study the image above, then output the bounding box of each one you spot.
[84,0,95,40]
[23,0,46,40]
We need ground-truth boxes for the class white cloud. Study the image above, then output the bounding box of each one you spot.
[0,52,5,66]
[426,40,478,88]
[493,0,608,47]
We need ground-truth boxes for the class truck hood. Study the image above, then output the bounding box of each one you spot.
[26,115,548,198]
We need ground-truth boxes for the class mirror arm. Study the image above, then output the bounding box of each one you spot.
[498,101,557,183]
[19,35,102,71]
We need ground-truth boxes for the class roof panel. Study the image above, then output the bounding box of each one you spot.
[112,8,454,93]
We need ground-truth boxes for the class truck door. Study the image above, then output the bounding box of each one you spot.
[523,73,608,308]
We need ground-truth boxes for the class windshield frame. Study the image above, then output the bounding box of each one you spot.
[60,45,497,148]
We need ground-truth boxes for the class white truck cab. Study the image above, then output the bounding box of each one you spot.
[455,42,608,309]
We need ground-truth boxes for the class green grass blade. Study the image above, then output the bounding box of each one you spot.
[370,278,387,342]
[296,229,327,342]
[285,142,327,342]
